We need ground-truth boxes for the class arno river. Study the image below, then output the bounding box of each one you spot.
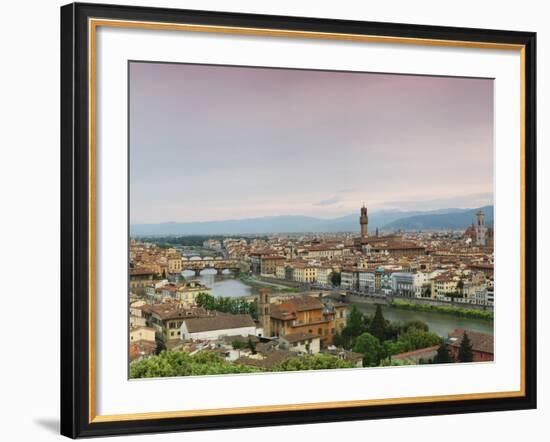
[182,270,258,297]
[182,270,493,338]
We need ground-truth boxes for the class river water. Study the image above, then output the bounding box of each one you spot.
[183,270,493,338]
[355,303,493,337]
[182,269,257,298]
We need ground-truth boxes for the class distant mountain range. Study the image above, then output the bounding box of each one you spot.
[130,205,493,236]
[383,205,494,231]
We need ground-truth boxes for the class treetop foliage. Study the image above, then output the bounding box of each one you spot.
[195,292,258,319]
[130,351,261,378]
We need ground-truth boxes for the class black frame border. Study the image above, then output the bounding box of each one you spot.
[60,2,537,438]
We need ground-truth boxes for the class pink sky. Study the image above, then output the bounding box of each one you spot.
[130,62,493,224]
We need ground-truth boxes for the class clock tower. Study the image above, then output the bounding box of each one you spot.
[360,204,369,243]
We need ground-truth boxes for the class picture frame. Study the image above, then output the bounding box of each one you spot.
[60,2,537,438]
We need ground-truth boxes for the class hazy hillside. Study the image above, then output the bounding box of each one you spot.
[131,206,493,236]
[383,205,494,231]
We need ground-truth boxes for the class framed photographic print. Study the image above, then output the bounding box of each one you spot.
[60,2,537,438]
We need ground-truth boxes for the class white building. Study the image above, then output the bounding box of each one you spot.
[180,315,258,341]
[358,271,376,293]
[391,272,430,298]
[341,270,356,291]
[486,287,494,306]
[316,267,333,286]
[278,332,321,355]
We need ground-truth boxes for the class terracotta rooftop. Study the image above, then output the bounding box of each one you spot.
[392,345,440,360]
[140,304,211,321]
[448,329,494,354]
[130,268,157,276]
[235,350,296,370]
[280,295,324,312]
[182,314,256,334]
[281,332,320,344]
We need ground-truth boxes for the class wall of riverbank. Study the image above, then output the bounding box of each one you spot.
[344,293,493,312]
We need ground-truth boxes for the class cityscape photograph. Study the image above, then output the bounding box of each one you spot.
[128,61,494,378]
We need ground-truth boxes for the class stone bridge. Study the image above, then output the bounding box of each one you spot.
[181,257,248,276]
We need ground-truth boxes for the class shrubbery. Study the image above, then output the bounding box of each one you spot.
[390,299,493,321]
[195,292,258,319]
[272,353,356,371]
[130,350,355,378]
[130,351,261,378]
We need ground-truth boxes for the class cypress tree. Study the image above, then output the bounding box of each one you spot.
[434,343,452,363]
[370,304,386,342]
[458,332,474,362]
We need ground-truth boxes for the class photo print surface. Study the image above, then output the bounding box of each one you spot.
[128,61,494,379]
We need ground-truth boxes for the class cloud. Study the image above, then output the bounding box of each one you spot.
[313,196,342,206]
[380,192,494,211]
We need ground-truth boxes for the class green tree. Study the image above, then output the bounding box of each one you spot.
[433,344,452,364]
[353,332,383,367]
[231,340,248,350]
[346,305,366,336]
[330,271,341,286]
[130,351,261,378]
[332,331,346,348]
[336,305,367,348]
[369,304,386,342]
[458,332,474,362]
[403,320,429,333]
[382,339,411,357]
[154,334,166,355]
[400,328,441,350]
[382,328,441,357]
[195,293,258,319]
[247,337,256,354]
[272,354,355,371]
[382,320,401,341]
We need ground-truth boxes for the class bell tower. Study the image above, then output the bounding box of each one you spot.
[360,204,369,243]
[475,210,487,246]
[257,288,271,337]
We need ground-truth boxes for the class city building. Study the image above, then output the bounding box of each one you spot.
[269,295,342,346]
[260,255,286,275]
[360,204,369,243]
[431,273,459,299]
[316,266,333,286]
[278,332,321,355]
[447,329,494,362]
[180,314,258,341]
[390,271,432,298]
[140,304,212,342]
[257,288,271,337]
[475,210,488,246]
[129,268,157,292]
[392,345,439,364]
[358,270,376,293]
[291,263,318,284]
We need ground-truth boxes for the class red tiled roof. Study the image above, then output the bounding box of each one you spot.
[393,345,440,360]
[448,329,494,354]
